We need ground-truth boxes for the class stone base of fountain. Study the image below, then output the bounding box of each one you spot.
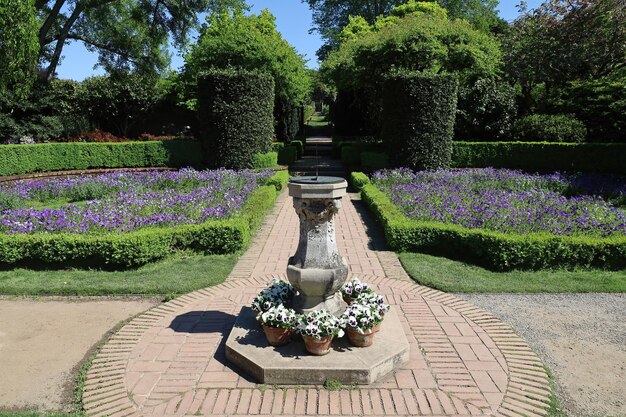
[225,306,409,385]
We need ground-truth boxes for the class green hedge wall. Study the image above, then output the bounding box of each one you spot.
[198,68,275,169]
[272,142,298,165]
[0,141,202,177]
[452,142,626,174]
[381,72,458,170]
[0,171,289,269]
[358,176,626,271]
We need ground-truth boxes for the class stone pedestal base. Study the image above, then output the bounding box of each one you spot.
[287,259,349,315]
[225,307,409,385]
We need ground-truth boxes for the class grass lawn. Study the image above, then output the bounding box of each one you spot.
[399,252,626,293]
[0,253,237,298]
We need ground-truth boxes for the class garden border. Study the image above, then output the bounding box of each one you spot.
[352,172,626,271]
[0,171,290,269]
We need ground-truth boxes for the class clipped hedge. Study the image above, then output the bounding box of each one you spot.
[452,142,626,175]
[252,151,278,169]
[290,140,304,158]
[381,72,458,170]
[198,68,274,169]
[0,141,202,177]
[358,176,626,271]
[0,171,289,269]
[350,172,370,191]
[272,142,297,165]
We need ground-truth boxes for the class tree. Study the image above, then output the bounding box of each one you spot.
[303,0,502,58]
[35,0,245,80]
[322,1,502,135]
[504,0,626,113]
[183,8,311,140]
[0,0,39,96]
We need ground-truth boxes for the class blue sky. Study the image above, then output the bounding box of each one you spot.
[56,0,543,80]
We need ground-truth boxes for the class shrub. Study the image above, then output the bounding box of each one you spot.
[511,114,587,143]
[0,141,202,177]
[381,72,458,170]
[455,78,517,141]
[290,140,304,158]
[359,178,626,271]
[350,172,370,190]
[198,68,275,169]
[273,142,297,165]
[452,142,626,175]
[549,75,626,143]
[252,151,278,169]
[361,152,390,172]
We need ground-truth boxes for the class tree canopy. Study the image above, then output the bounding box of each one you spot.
[322,1,502,91]
[0,0,39,96]
[183,8,311,107]
[303,0,501,58]
[503,0,626,113]
[35,0,245,79]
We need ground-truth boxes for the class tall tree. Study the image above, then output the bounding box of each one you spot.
[303,0,501,58]
[0,0,39,96]
[35,0,245,79]
[504,0,626,112]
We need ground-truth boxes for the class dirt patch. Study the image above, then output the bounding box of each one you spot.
[0,297,159,412]
[458,293,626,417]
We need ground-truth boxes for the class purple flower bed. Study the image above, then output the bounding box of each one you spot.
[372,168,626,237]
[0,169,272,234]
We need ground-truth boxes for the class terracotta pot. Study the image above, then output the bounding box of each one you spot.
[303,335,334,356]
[372,320,382,333]
[342,296,355,305]
[347,328,375,347]
[262,325,293,347]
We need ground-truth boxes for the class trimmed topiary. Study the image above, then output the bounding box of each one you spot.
[381,71,458,170]
[198,68,275,169]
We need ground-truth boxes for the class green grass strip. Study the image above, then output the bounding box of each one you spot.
[399,252,626,293]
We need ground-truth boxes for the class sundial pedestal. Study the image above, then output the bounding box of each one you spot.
[286,176,349,315]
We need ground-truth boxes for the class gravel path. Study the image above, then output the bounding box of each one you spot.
[458,293,626,417]
[0,297,158,411]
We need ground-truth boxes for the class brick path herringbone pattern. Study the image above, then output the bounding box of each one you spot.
[83,192,552,417]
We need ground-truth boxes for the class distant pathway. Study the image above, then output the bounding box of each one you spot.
[83,135,551,417]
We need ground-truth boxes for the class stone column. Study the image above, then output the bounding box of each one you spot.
[287,177,349,315]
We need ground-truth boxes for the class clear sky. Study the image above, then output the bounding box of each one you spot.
[55,0,544,81]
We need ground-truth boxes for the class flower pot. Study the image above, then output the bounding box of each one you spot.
[347,328,375,347]
[303,335,334,356]
[262,325,293,347]
[343,296,355,305]
[372,321,382,333]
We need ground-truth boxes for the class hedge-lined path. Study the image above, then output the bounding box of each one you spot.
[83,147,551,417]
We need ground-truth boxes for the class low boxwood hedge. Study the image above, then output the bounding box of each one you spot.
[0,171,289,269]
[252,151,278,169]
[452,142,626,174]
[356,173,626,271]
[0,141,203,177]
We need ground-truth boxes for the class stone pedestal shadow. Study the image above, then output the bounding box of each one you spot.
[225,307,409,385]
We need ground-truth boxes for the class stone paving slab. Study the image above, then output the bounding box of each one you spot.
[83,191,551,417]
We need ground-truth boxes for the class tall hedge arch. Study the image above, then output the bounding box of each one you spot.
[381,72,458,170]
[198,69,275,169]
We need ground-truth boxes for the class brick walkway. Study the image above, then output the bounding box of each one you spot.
[83,190,552,417]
